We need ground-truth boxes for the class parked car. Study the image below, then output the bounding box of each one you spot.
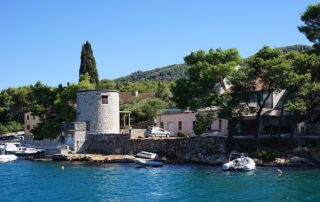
[144,126,171,138]
[200,130,224,137]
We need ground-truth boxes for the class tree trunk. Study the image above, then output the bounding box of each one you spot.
[255,90,272,148]
[277,93,288,138]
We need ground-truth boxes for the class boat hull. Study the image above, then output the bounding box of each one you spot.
[134,159,164,167]
[0,154,18,163]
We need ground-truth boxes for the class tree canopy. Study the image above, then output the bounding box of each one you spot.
[172,48,241,110]
[299,3,320,50]
[79,41,99,86]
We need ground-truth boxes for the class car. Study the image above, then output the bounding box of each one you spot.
[144,126,171,138]
[200,130,224,137]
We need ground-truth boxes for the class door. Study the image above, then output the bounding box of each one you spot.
[167,122,174,136]
[66,134,73,147]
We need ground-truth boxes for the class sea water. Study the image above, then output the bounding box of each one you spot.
[0,159,319,202]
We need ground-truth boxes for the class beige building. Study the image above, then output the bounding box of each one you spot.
[24,112,41,139]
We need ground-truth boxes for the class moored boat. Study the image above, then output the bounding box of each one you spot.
[134,158,164,167]
[222,153,255,171]
[136,151,158,159]
[0,148,17,163]
[2,142,44,155]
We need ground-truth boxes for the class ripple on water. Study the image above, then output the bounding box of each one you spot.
[1,161,320,202]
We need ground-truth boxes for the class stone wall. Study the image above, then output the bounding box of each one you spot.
[84,134,226,164]
[85,133,131,155]
[130,129,145,139]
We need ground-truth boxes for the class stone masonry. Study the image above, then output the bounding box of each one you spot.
[76,90,120,134]
[84,134,226,164]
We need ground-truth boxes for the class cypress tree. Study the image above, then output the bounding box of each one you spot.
[79,41,99,86]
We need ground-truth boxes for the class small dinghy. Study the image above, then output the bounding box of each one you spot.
[0,148,17,163]
[134,159,164,167]
[222,153,255,171]
[136,151,158,159]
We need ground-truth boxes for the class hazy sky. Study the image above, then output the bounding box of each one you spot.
[0,0,318,90]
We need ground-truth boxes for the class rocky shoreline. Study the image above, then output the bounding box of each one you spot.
[24,152,320,168]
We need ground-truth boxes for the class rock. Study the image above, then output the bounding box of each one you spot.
[253,158,263,165]
[214,156,225,164]
[292,147,312,158]
[161,156,168,162]
[289,156,311,164]
[275,158,288,164]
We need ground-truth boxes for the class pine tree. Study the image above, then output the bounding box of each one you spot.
[79,41,99,86]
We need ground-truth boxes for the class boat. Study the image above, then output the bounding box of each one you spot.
[136,151,158,159]
[0,148,17,162]
[134,158,164,167]
[222,153,256,171]
[3,142,44,155]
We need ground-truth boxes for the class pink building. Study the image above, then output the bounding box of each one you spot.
[156,110,228,136]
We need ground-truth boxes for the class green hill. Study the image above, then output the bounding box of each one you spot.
[115,64,189,82]
[276,45,313,53]
[115,45,312,82]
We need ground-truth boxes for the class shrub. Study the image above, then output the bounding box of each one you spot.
[177,132,188,138]
[251,150,279,162]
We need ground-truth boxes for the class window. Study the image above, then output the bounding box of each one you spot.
[101,95,108,104]
[27,125,30,130]
[27,115,29,120]
[219,120,222,130]
[178,121,182,130]
[160,122,164,128]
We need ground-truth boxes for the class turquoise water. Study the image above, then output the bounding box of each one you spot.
[0,160,320,202]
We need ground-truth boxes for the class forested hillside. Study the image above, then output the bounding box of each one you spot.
[116,45,311,83]
[116,64,189,82]
[276,45,312,53]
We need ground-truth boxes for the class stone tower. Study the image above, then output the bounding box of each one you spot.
[76,90,120,134]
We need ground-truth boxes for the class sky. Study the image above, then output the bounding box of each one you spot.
[0,0,318,90]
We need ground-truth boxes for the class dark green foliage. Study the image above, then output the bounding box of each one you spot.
[172,48,241,110]
[251,150,279,162]
[194,113,217,135]
[299,3,320,50]
[0,82,77,139]
[120,98,168,124]
[32,84,77,139]
[0,121,23,135]
[116,64,189,82]
[79,41,99,86]
[117,81,172,93]
[155,82,171,103]
[32,121,61,140]
[31,81,58,119]
[99,79,117,90]
[0,125,8,134]
[0,86,33,124]
[177,132,188,138]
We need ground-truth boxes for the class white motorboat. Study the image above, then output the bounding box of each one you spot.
[136,151,158,159]
[3,142,44,155]
[222,153,255,171]
[134,158,164,167]
[0,148,17,163]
